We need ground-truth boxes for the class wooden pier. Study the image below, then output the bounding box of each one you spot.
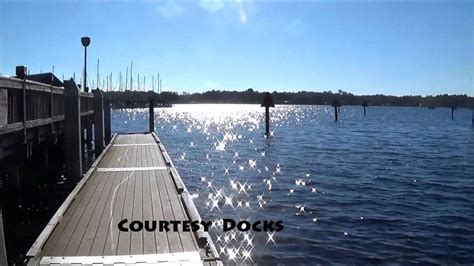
[1,68,220,265]
[0,73,101,159]
[0,70,111,193]
[26,133,220,265]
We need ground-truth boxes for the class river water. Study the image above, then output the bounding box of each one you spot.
[112,104,474,264]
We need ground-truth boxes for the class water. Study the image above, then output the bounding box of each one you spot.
[1,147,95,265]
[114,104,474,264]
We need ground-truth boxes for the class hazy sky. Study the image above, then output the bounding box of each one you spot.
[1,1,473,96]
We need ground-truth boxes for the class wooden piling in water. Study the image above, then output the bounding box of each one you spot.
[261,92,275,137]
[149,92,155,133]
[86,122,93,149]
[451,106,456,119]
[265,107,270,135]
[4,159,21,192]
[332,98,341,121]
[362,100,368,116]
[93,89,104,157]
[104,95,111,144]
[64,79,82,183]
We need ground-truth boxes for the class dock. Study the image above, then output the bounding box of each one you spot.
[1,67,220,265]
[26,133,220,265]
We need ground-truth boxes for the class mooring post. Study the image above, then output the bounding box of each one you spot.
[93,89,104,157]
[104,94,112,144]
[261,92,275,137]
[264,100,270,136]
[86,97,93,150]
[362,100,368,117]
[64,79,82,183]
[36,145,50,183]
[4,159,21,192]
[332,98,341,121]
[149,92,155,133]
[451,106,456,119]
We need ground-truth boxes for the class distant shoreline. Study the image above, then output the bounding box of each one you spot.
[105,89,474,109]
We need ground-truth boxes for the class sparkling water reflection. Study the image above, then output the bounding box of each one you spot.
[112,104,474,264]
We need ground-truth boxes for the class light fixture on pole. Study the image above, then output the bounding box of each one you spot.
[81,36,91,92]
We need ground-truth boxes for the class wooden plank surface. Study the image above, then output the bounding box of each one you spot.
[38,133,199,258]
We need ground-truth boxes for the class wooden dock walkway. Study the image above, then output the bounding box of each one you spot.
[26,133,220,265]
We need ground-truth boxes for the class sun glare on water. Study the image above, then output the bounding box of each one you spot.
[113,104,337,262]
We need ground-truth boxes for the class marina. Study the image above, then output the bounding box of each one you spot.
[1,1,474,263]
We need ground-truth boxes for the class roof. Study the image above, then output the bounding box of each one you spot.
[25,73,63,87]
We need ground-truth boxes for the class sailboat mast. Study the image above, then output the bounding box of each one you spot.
[130,61,133,91]
[119,72,122,92]
[96,59,99,89]
[125,67,128,91]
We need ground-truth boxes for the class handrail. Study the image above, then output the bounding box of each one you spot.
[0,76,95,135]
[0,76,64,94]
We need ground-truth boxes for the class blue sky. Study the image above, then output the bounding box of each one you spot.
[1,1,473,96]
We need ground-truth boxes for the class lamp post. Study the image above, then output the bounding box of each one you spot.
[81,36,90,92]
[81,37,93,150]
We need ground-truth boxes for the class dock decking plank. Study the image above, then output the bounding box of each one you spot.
[155,170,183,253]
[142,172,157,254]
[116,170,135,255]
[162,169,198,252]
[89,171,125,256]
[102,171,129,256]
[63,172,112,256]
[41,171,105,255]
[130,169,144,255]
[142,145,157,254]
[76,171,117,255]
[149,170,170,254]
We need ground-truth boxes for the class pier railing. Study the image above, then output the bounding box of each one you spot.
[0,76,94,135]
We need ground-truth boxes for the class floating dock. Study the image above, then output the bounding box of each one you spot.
[26,133,220,265]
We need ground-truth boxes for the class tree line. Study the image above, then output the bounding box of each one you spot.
[104,89,474,108]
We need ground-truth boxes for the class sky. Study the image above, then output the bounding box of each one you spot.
[0,0,473,96]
